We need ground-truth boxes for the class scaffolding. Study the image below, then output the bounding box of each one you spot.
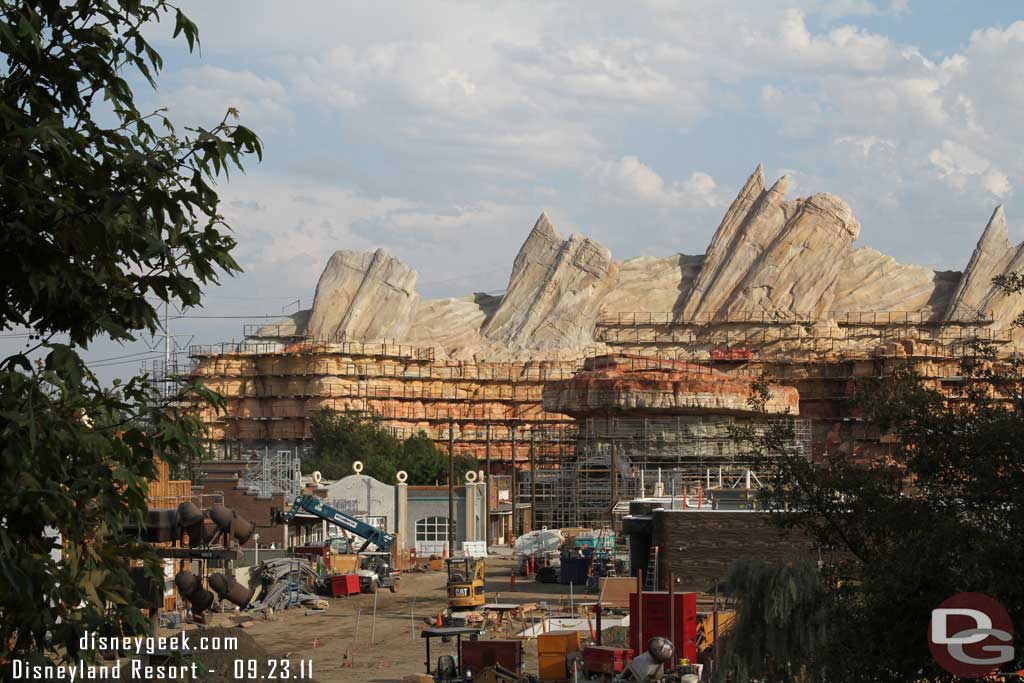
[519,414,811,529]
[238,447,303,499]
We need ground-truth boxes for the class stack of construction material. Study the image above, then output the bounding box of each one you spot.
[248,558,328,612]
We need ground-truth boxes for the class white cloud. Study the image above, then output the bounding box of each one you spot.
[927,140,1011,197]
[587,156,726,208]
[140,2,1024,291]
[150,65,292,133]
[760,84,826,136]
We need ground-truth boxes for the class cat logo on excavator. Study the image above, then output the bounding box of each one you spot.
[446,557,486,609]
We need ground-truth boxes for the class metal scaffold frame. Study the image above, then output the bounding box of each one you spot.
[519,414,811,529]
[238,447,303,499]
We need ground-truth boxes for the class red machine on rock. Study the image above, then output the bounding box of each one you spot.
[710,346,753,362]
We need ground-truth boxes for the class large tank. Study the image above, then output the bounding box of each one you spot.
[514,528,563,556]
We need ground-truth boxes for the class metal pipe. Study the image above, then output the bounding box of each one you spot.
[529,431,537,532]
[485,424,492,548]
[713,580,720,671]
[510,424,518,538]
[668,572,675,662]
[609,443,618,522]
[636,569,644,652]
[448,420,456,555]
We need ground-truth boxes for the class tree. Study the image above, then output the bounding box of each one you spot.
[306,409,476,485]
[733,332,1024,679]
[717,559,830,683]
[0,0,260,666]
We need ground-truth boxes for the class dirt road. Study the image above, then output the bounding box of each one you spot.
[238,556,586,683]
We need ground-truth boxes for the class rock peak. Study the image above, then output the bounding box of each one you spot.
[742,164,766,196]
[945,205,1016,321]
[483,217,615,349]
[532,212,559,240]
[978,205,1008,249]
[767,175,788,197]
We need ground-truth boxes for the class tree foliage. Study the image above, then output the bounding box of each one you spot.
[0,0,259,665]
[305,409,476,485]
[718,559,830,683]
[732,334,1024,680]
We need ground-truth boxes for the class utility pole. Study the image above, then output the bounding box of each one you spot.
[448,420,456,555]
[510,423,517,538]
[529,430,537,532]
[164,301,171,369]
[484,423,491,548]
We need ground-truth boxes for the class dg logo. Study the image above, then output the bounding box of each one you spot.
[929,592,1015,678]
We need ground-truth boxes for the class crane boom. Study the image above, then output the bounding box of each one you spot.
[273,494,395,552]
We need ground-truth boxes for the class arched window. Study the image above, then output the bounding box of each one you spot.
[415,516,449,542]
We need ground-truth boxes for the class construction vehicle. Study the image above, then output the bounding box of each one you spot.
[272,494,400,593]
[446,556,486,609]
[695,610,735,656]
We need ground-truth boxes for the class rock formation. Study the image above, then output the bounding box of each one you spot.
[943,206,1024,327]
[678,164,766,320]
[944,207,1012,321]
[255,163,1024,360]
[543,355,800,416]
[305,248,418,340]
[832,249,958,316]
[480,213,617,350]
[679,170,860,320]
[601,254,704,315]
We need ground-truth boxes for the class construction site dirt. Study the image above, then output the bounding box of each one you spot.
[193,556,625,683]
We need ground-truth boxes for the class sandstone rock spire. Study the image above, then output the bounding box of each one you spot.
[680,166,859,321]
[481,212,617,350]
[306,248,419,340]
[679,164,765,318]
[944,206,1012,321]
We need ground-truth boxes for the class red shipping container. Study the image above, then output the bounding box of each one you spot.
[329,573,361,597]
[461,639,522,674]
[581,646,634,676]
[628,592,698,663]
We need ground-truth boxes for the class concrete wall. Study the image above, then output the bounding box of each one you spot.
[408,487,464,554]
[652,509,814,592]
[321,474,397,532]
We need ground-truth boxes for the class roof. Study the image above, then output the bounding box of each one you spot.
[421,626,482,638]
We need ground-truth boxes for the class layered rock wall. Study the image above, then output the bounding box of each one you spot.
[306,248,418,340]
[481,213,618,350]
[194,162,1024,466]
[679,173,860,320]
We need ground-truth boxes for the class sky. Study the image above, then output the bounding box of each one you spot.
[7,0,1024,382]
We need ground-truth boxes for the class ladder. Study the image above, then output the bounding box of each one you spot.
[644,546,659,591]
[286,557,301,608]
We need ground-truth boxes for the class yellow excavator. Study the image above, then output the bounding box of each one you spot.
[696,610,736,655]
[446,557,486,609]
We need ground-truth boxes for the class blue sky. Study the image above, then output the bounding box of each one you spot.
[7,0,1024,380]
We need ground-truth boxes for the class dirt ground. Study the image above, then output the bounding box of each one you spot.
[217,555,594,683]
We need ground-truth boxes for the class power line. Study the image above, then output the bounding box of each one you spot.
[89,354,164,369]
[171,314,289,319]
[84,349,166,364]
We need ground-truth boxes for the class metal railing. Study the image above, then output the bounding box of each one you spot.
[595,310,996,327]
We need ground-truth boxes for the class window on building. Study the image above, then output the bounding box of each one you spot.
[415,516,449,542]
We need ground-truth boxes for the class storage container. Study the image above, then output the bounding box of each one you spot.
[581,645,634,675]
[461,639,522,673]
[329,573,361,597]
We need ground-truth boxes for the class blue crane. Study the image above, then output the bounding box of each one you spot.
[271,494,401,593]
[273,494,395,552]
